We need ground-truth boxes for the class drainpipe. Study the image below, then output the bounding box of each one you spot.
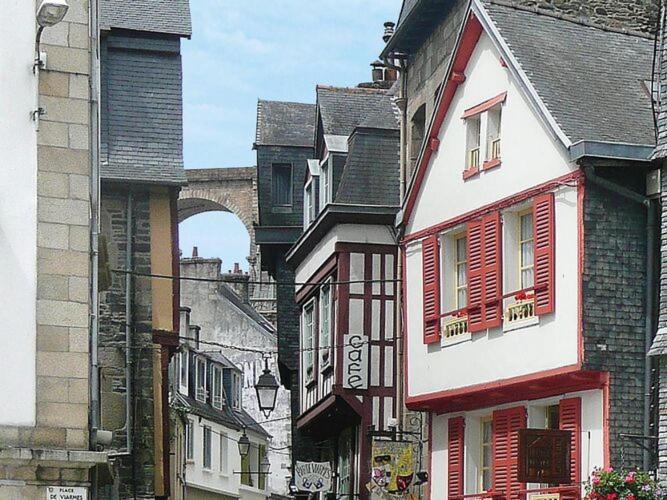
[89,0,101,451]
[583,166,657,471]
[383,50,407,425]
[125,192,134,454]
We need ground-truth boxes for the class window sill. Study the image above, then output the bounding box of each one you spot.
[503,315,539,332]
[483,158,501,170]
[320,363,333,375]
[305,378,317,389]
[202,467,212,473]
[462,166,479,180]
[186,458,194,464]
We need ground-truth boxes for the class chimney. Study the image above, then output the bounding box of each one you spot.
[192,246,198,258]
[233,262,241,274]
[221,264,250,304]
[371,60,384,82]
[383,21,395,43]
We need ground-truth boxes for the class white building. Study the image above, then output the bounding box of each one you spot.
[171,328,271,500]
[400,0,656,497]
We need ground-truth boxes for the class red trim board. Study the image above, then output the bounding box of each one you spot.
[462,91,507,119]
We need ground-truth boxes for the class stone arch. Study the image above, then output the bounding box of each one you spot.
[178,167,258,273]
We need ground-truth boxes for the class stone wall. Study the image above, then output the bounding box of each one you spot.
[99,188,156,499]
[582,170,649,470]
[180,257,293,494]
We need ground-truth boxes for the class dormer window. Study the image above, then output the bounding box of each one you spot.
[178,349,189,394]
[212,365,223,409]
[304,179,315,227]
[319,157,333,208]
[195,356,207,402]
[231,371,241,410]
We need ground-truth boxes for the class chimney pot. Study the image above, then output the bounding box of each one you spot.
[383,21,395,43]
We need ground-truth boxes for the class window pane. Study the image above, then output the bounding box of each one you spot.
[520,213,533,240]
[272,164,292,206]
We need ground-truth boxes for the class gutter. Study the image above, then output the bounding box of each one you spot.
[570,141,654,162]
[583,166,657,471]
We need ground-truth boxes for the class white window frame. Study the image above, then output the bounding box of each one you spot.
[178,349,189,394]
[212,365,223,409]
[304,179,314,227]
[231,371,241,410]
[319,156,333,208]
[454,235,468,309]
[485,105,502,161]
[302,300,316,384]
[319,279,333,370]
[519,210,534,290]
[219,432,229,475]
[202,425,212,470]
[185,419,194,462]
[465,115,481,171]
[195,356,207,402]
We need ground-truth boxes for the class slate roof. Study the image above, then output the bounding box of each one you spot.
[483,0,654,147]
[100,0,192,37]
[173,393,270,438]
[335,95,400,207]
[316,86,391,137]
[255,100,316,148]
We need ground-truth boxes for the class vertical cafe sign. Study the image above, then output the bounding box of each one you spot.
[343,333,369,389]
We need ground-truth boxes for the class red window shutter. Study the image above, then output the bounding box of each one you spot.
[422,235,441,344]
[533,193,555,315]
[481,212,502,328]
[466,221,484,331]
[559,397,581,486]
[448,417,465,499]
[492,406,526,500]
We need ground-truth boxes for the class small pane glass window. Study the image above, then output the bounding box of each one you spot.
[195,357,207,402]
[212,366,223,409]
[272,163,292,206]
[520,212,534,289]
[302,302,315,382]
[455,237,468,308]
[480,418,493,491]
[202,426,212,469]
[320,281,332,368]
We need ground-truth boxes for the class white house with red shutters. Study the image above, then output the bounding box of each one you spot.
[399,0,656,497]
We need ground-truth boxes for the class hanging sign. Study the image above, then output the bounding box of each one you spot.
[518,428,571,484]
[343,333,369,389]
[294,461,332,492]
[370,440,415,495]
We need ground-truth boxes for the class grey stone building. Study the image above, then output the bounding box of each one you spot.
[381,0,662,476]
[179,255,292,494]
[253,100,318,471]
[96,0,191,497]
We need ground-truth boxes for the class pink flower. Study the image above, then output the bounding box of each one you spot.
[604,467,614,473]
[592,476,601,485]
[627,495,635,500]
[625,472,636,484]
[606,493,617,500]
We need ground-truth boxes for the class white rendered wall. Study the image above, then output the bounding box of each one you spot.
[404,30,580,399]
[430,390,604,496]
[405,32,575,236]
[0,0,38,425]
[186,415,269,499]
[294,223,396,290]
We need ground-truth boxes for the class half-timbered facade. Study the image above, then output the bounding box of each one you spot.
[286,85,400,498]
[400,1,656,497]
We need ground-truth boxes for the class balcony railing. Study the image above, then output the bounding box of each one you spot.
[491,137,501,159]
[443,315,469,340]
[468,147,480,170]
[451,486,580,500]
[505,297,535,324]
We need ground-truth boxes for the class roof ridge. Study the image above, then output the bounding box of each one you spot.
[257,98,314,106]
[486,0,653,40]
[316,84,389,94]
[255,99,264,144]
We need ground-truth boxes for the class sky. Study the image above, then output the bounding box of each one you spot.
[178,0,402,270]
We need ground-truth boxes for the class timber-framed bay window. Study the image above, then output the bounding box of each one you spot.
[319,279,333,370]
[421,192,554,345]
[302,300,316,384]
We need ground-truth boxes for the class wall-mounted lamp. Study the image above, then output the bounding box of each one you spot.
[34,0,69,72]
[238,428,251,458]
[254,355,279,418]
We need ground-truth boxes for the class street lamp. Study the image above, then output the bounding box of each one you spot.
[238,429,251,458]
[36,0,69,28]
[260,455,271,475]
[254,356,279,418]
